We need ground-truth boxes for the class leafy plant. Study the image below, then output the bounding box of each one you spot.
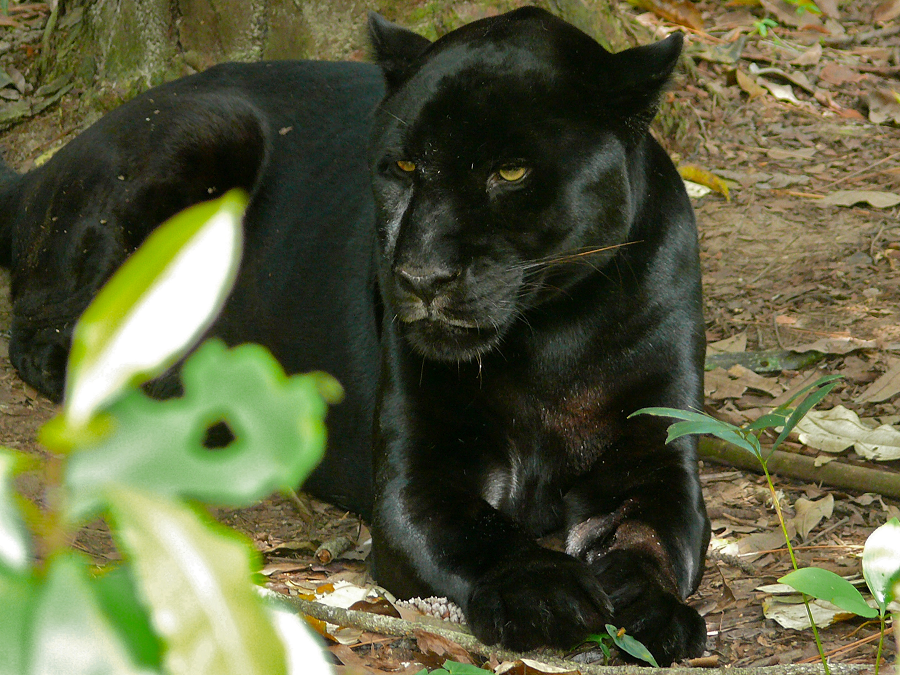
[752,17,778,38]
[586,624,659,667]
[0,190,338,674]
[633,374,841,673]
[784,0,822,15]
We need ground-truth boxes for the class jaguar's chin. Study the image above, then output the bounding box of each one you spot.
[400,317,505,362]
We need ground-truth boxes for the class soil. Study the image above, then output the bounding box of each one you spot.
[2,0,900,671]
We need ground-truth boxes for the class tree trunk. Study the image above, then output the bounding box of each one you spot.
[47,0,649,95]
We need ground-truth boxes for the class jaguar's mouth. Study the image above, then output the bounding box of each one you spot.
[398,313,503,362]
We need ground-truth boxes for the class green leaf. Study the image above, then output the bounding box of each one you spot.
[29,553,157,675]
[606,624,659,667]
[65,340,334,518]
[666,420,761,457]
[745,411,790,431]
[64,191,247,429]
[0,569,37,675]
[0,449,30,571]
[108,487,286,675]
[586,633,612,659]
[776,375,843,411]
[772,378,840,451]
[779,568,877,618]
[863,518,900,615]
[634,408,762,457]
[630,406,717,424]
[93,566,164,669]
[444,663,492,675]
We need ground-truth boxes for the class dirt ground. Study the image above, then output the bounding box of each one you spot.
[2,0,900,671]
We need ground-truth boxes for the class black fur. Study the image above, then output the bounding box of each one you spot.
[0,9,709,664]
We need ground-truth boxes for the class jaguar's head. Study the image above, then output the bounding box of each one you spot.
[368,8,682,362]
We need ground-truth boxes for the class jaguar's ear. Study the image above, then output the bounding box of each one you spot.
[368,12,432,89]
[607,32,683,121]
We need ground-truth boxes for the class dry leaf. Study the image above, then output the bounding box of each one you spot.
[718,527,794,561]
[795,405,900,461]
[736,68,766,99]
[727,364,782,396]
[791,494,834,540]
[762,596,858,630]
[790,42,822,67]
[789,336,877,354]
[866,87,900,125]
[628,0,703,30]
[760,0,822,27]
[816,190,900,208]
[708,331,748,354]
[815,0,839,17]
[705,368,747,400]
[758,78,801,104]
[415,630,477,665]
[679,164,731,200]
[856,359,900,404]
[874,0,900,22]
[348,598,402,619]
[819,63,865,86]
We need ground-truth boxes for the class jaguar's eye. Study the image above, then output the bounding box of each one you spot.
[497,166,528,182]
[396,160,416,173]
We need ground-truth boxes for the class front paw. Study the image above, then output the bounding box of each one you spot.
[614,586,706,665]
[594,552,706,665]
[467,549,611,651]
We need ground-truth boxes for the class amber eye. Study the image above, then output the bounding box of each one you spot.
[497,166,527,182]
[396,160,416,173]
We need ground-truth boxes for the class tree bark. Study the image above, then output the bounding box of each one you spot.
[47,0,647,94]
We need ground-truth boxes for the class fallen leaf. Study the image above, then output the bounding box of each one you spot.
[679,165,730,200]
[866,87,900,125]
[718,527,794,561]
[683,180,712,198]
[497,660,580,675]
[815,0,840,17]
[762,596,858,630]
[795,405,900,461]
[758,78,801,104]
[627,0,703,30]
[726,364,782,396]
[760,0,822,27]
[856,359,900,404]
[874,0,900,23]
[415,630,477,665]
[789,335,877,354]
[708,331,748,354]
[790,42,822,66]
[819,63,865,87]
[816,190,900,208]
[791,494,834,540]
[766,147,817,160]
[736,68,766,99]
[705,368,747,400]
[348,598,402,619]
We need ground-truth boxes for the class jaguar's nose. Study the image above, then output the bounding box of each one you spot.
[394,265,460,302]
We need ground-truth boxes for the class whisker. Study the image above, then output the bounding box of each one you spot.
[516,240,643,273]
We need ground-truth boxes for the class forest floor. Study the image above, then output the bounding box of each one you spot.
[2,0,900,672]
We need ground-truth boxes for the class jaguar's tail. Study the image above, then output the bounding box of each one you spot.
[0,156,18,269]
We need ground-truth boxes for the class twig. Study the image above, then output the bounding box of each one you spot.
[823,150,900,189]
[699,438,900,500]
[283,595,868,674]
[799,626,893,664]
